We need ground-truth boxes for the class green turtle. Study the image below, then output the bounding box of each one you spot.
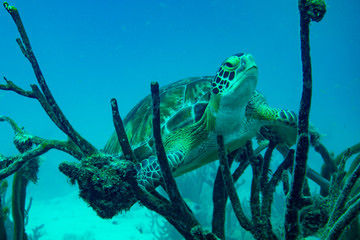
[104,53,298,190]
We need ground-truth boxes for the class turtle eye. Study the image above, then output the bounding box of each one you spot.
[223,56,240,70]
[225,62,233,68]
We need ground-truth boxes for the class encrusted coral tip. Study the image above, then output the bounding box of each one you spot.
[3,2,17,12]
[303,0,327,22]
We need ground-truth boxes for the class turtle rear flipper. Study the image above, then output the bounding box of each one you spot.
[135,151,185,190]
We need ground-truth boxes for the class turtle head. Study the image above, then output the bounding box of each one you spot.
[210,53,258,117]
[210,53,258,112]
[207,53,258,134]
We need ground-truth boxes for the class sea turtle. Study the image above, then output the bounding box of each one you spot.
[104,53,298,190]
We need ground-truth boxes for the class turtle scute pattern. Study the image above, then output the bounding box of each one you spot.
[103,76,213,160]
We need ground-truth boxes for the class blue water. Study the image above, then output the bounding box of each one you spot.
[0,0,359,238]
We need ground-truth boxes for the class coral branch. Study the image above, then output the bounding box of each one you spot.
[262,150,295,239]
[312,138,337,173]
[151,82,187,208]
[30,84,68,131]
[217,135,253,232]
[311,133,337,195]
[110,98,137,162]
[0,115,84,180]
[0,77,36,98]
[0,140,80,180]
[132,184,200,239]
[3,2,98,157]
[0,115,23,133]
[211,168,227,239]
[268,150,295,191]
[211,149,238,239]
[285,0,326,238]
[212,142,266,239]
[326,198,360,240]
[249,155,265,238]
[328,150,360,226]
[131,181,172,219]
[0,180,8,240]
[150,82,216,239]
[261,141,276,193]
[12,171,28,240]
[335,142,360,165]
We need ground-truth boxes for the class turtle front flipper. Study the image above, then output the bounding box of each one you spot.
[246,91,299,146]
[134,151,185,190]
[259,109,298,147]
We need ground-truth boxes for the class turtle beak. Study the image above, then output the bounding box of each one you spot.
[231,53,258,95]
[225,55,258,108]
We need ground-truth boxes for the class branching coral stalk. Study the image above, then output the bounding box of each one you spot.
[285,0,326,238]
[0,4,215,238]
[276,144,331,193]
[151,82,218,239]
[318,149,360,239]
[12,171,27,240]
[0,116,84,180]
[2,2,98,157]
[249,155,266,239]
[212,142,266,239]
[1,109,42,240]
[0,139,81,180]
[216,136,293,240]
[285,5,312,237]
[335,142,360,165]
[326,198,360,240]
[11,132,40,240]
[109,95,190,232]
[0,180,8,240]
[311,134,337,195]
[328,150,360,225]
[110,98,137,163]
[212,163,229,239]
[151,82,187,208]
[0,77,36,98]
[217,135,253,233]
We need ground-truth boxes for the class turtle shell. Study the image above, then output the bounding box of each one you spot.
[103,76,213,161]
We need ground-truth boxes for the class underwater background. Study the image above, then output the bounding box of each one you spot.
[0,0,359,239]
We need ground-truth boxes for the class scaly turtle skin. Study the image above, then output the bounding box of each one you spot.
[104,53,298,190]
